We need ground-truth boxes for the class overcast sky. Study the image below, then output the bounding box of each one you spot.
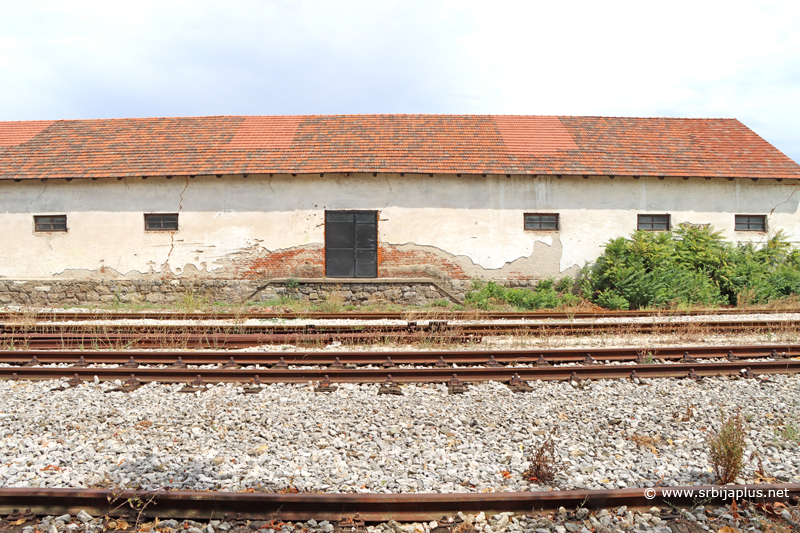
[1,0,798,162]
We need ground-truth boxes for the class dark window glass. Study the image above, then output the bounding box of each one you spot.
[327,212,353,223]
[34,215,67,232]
[524,214,559,230]
[735,215,766,232]
[145,213,179,231]
[637,214,670,231]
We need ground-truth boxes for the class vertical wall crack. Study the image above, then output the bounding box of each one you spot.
[165,176,190,273]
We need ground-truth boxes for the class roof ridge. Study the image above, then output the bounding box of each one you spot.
[0,114,744,123]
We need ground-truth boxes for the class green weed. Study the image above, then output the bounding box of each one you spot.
[465,278,581,310]
[776,421,800,443]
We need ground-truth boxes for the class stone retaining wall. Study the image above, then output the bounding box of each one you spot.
[0,278,539,307]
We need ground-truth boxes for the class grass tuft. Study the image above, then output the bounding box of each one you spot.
[705,411,747,484]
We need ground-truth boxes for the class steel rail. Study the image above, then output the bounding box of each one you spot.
[4,320,800,333]
[0,333,482,349]
[1,320,800,349]
[0,485,797,521]
[5,308,800,321]
[0,343,798,366]
[3,360,799,383]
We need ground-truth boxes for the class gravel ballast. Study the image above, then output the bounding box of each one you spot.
[1,374,798,493]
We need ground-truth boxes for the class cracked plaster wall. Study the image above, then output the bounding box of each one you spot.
[0,174,798,280]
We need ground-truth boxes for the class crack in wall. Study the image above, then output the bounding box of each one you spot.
[164,176,190,273]
[769,185,800,220]
[31,179,47,206]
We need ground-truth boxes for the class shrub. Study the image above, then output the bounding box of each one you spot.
[581,226,800,309]
[465,278,580,310]
[705,411,746,484]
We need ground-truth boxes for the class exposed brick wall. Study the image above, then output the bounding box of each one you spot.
[228,243,471,280]
[377,245,468,279]
[236,247,325,279]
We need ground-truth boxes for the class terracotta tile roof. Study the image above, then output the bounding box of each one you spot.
[0,120,54,147]
[0,114,797,180]
[226,116,302,149]
[494,116,579,153]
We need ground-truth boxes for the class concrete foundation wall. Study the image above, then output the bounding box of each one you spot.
[1,173,798,282]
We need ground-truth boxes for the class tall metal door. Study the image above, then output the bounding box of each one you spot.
[325,211,378,278]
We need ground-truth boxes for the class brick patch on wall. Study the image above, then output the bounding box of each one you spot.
[226,244,475,281]
[377,245,469,279]
[235,247,325,279]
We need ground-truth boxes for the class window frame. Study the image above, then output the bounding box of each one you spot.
[144,213,179,232]
[523,213,560,231]
[34,215,67,233]
[637,214,671,231]
[735,214,767,232]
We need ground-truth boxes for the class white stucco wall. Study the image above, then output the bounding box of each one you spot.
[0,173,798,279]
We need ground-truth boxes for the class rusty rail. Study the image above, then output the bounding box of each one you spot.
[5,308,800,321]
[0,485,797,521]
[0,333,480,349]
[1,319,799,349]
[0,343,797,365]
[3,320,800,334]
[3,360,798,383]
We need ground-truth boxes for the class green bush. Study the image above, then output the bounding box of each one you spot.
[580,225,800,309]
[466,226,800,311]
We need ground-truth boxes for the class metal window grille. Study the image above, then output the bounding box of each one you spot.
[637,214,670,231]
[524,214,559,230]
[34,215,67,232]
[145,213,179,231]
[735,215,766,231]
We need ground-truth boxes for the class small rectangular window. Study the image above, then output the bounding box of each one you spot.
[524,213,559,231]
[735,215,766,232]
[638,214,670,231]
[34,215,67,232]
[145,213,179,231]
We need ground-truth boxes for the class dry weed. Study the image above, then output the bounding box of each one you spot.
[630,434,662,453]
[705,411,747,484]
[522,431,561,484]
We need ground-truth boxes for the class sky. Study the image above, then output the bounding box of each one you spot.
[0,0,798,162]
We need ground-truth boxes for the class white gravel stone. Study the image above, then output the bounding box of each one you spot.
[0,374,798,493]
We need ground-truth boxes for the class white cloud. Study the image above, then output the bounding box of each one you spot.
[0,0,797,161]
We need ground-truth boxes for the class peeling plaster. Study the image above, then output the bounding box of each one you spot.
[1,174,799,280]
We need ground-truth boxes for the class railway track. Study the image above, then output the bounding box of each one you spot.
[0,319,799,348]
[1,343,798,365]
[4,319,800,334]
[4,359,799,384]
[4,308,799,321]
[0,485,797,521]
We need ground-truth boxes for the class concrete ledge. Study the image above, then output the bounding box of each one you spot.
[251,277,464,305]
[0,278,469,307]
